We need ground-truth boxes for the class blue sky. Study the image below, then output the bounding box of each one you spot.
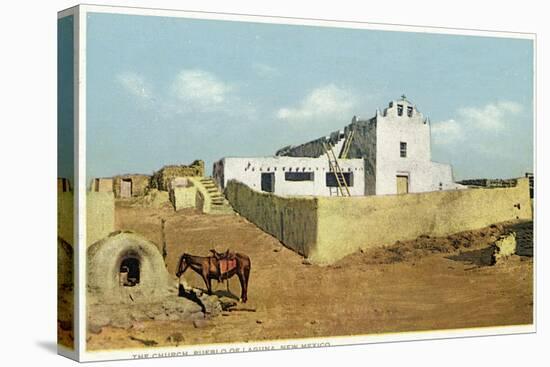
[58,15,73,182]
[86,12,533,183]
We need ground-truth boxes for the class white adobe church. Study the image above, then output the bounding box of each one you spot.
[213,96,465,196]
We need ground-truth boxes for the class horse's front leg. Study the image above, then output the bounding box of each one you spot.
[203,273,213,295]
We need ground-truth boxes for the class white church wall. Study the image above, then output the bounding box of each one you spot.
[215,156,365,197]
[374,98,462,195]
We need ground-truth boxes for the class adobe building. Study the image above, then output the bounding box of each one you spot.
[58,177,72,193]
[91,177,114,193]
[151,160,205,191]
[113,174,151,198]
[214,97,465,197]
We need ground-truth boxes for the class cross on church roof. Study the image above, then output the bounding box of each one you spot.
[401,94,407,100]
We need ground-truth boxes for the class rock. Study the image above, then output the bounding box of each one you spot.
[166,332,184,345]
[199,294,222,316]
[493,232,517,263]
[193,319,209,328]
[88,323,103,334]
[131,322,146,332]
[190,311,205,321]
[130,309,147,321]
[88,313,111,328]
[129,336,158,347]
[256,320,263,324]
[302,259,312,265]
[168,313,182,321]
[153,313,170,321]
[111,314,133,329]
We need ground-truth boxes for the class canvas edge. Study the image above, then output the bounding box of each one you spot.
[67,3,537,362]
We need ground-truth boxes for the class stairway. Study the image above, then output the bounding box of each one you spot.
[198,177,235,215]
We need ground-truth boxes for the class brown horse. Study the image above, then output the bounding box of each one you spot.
[175,250,251,303]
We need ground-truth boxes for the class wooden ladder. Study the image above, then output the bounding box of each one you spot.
[340,129,355,159]
[323,142,351,197]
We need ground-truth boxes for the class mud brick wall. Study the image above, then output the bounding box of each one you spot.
[151,160,205,191]
[113,174,151,198]
[87,192,115,247]
[58,191,74,246]
[226,178,532,265]
[315,178,532,264]
[225,180,318,257]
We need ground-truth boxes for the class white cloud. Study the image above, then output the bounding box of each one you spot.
[458,101,523,131]
[432,101,523,145]
[116,68,256,121]
[431,119,463,144]
[116,72,152,100]
[171,69,232,108]
[277,84,357,124]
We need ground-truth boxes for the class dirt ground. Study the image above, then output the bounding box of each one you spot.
[86,201,533,351]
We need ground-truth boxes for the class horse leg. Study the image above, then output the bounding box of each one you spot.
[202,270,212,295]
[237,266,250,303]
[243,265,250,303]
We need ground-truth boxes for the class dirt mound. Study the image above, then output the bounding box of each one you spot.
[340,221,532,266]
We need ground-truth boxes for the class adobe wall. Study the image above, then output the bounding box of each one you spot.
[314,178,532,263]
[225,180,318,257]
[170,186,197,211]
[87,192,115,247]
[150,160,205,191]
[113,174,151,198]
[57,191,115,248]
[58,191,74,245]
[92,178,114,193]
[226,178,532,265]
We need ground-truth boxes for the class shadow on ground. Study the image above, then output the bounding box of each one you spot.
[35,341,58,354]
[446,246,495,267]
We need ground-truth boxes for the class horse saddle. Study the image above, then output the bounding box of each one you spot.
[220,258,237,275]
[210,249,237,277]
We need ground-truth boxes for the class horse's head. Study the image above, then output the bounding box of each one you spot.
[175,253,189,277]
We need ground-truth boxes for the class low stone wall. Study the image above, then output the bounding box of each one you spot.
[225,180,318,257]
[226,178,532,264]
